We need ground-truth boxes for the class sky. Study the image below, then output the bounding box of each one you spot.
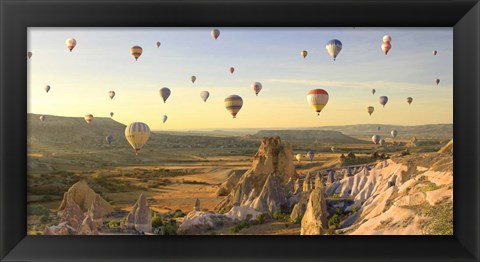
[27,27,453,131]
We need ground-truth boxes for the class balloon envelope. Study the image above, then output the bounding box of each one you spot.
[372,135,381,144]
[379,96,388,107]
[252,82,262,96]
[307,151,315,161]
[381,42,392,55]
[211,29,220,40]
[108,91,115,100]
[326,39,342,61]
[295,154,302,162]
[435,79,440,85]
[27,52,33,59]
[125,122,150,154]
[372,89,376,95]
[106,135,113,145]
[84,114,93,124]
[191,75,197,84]
[433,50,437,56]
[39,115,45,122]
[200,91,210,102]
[130,46,143,61]
[44,85,50,93]
[301,50,308,58]
[379,139,385,146]
[229,67,235,74]
[156,41,161,48]
[162,115,168,124]
[159,87,171,103]
[65,38,76,52]
[110,112,114,117]
[224,95,243,118]
[391,129,398,138]
[383,35,392,42]
[407,97,413,105]
[367,106,374,116]
[331,146,335,152]
[307,89,329,115]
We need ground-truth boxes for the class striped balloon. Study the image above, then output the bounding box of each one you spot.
[251,82,262,96]
[307,89,329,116]
[379,96,388,107]
[200,91,210,102]
[65,38,76,52]
[130,46,143,61]
[159,87,171,103]
[125,122,150,154]
[224,95,243,118]
[326,39,342,61]
[84,114,93,124]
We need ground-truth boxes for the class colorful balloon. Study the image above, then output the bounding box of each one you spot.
[379,96,388,107]
[27,52,33,60]
[125,122,151,154]
[211,29,220,40]
[229,67,235,74]
[307,150,315,161]
[301,50,308,58]
[381,41,392,55]
[130,46,143,61]
[224,95,243,118]
[307,89,329,115]
[367,106,374,116]
[391,129,398,138]
[156,41,161,48]
[159,87,171,103]
[106,135,113,145]
[326,39,342,61]
[435,79,440,85]
[372,135,381,145]
[191,75,197,84]
[162,115,168,124]
[407,97,413,105]
[84,114,93,124]
[108,91,115,100]
[200,91,210,102]
[39,115,45,122]
[44,85,51,93]
[252,82,262,96]
[65,38,76,52]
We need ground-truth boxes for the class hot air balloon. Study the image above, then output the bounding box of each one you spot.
[159,87,171,103]
[108,91,115,100]
[383,35,392,42]
[156,41,161,48]
[307,151,315,161]
[162,115,168,124]
[367,106,374,116]
[379,96,388,107]
[200,91,210,102]
[331,146,335,153]
[381,41,392,55]
[301,50,308,58]
[224,95,243,118]
[125,122,151,154]
[407,97,413,105]
[372,135,381,145]
[110,112,114,117]
[27,52,32,60]
[44,85,50,93]
[391,129,398,138]
[39,115,45,122]
[433,50,437,56]
[252,82,262,96]
[211,29,220,40]
[130,46,143,61]
[65,38,76,52]
[435,79,440,85]
[106,135,113,145]
[307,89,329,115]
[326,39,342,61]
[379,139,385,147]
[84,114,93,124]
[295,154,302,163]
[190,75,197,84]
[229,67,235,74]
[372,89,376,95]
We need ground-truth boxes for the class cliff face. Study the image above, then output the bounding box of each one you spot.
[215,137,296,214]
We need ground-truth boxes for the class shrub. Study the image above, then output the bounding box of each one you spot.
[39,215,50,224]
[238,220,250,229]
[294,216,303,224]
[107,220,120,228]
[327,227,336,235]
[27,205,50,217]
[352,206,359,213]
[328,214,341,229]
[163,219,178,235]
[152,216,163,228]
[335,208,342,215]
[229,226,240,233]
[171,210,186,218]
[273,211,287,221]
[256,214,265,224]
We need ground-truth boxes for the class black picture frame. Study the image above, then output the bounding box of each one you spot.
[1,0,479,261]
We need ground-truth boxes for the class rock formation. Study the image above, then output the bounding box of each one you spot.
[87,194,107,226]
[194,198,201,211]
[215,137,296,213]
[302,172,313,192]
[58,198,85,230]
[178,211,233,235]
[43,222,77,235]
[58,180,114,216]
[250,173,286,215]
[300,187,328,235]
[125,193,152,233]
[78,213,98,235]
[438,139,453,154]
[216,170,245,196]
[314,174,322,189]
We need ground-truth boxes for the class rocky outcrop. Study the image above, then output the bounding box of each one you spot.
[58,180,113,216]
[194,198,201,211]
[301,187,328,235]
[438,139,453,154]
[125,194,152,233]
[250,173,286,215]
[302,172,313,192]
[178,211,234,235]
[87,194,106,226]
[43,222,77,235]
[78,213,98,235]
[215,137,296,213]
[216,170,245,196]
[58,198,85,230]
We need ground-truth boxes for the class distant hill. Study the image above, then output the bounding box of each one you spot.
[315,124,453,139]
[252,130,366,144]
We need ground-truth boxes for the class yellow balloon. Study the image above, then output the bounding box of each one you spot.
[125,122,151,154]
